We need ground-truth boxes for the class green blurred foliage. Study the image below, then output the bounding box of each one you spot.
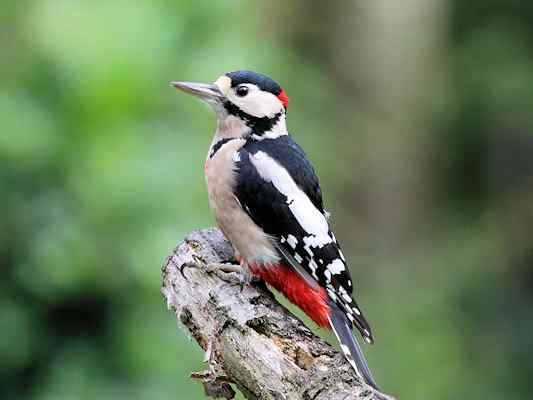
[1,1,533,399]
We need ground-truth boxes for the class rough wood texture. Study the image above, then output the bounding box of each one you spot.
[161,228,395,400]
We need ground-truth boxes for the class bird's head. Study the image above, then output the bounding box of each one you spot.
[171,70,289,139]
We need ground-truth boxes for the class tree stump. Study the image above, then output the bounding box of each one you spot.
[161,228,394,400]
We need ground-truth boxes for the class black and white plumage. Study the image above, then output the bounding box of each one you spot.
[234,135,373,343]
[171,70,378,389]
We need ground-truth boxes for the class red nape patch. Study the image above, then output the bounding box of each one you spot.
[249,263,331,328]
[277,90,289,109]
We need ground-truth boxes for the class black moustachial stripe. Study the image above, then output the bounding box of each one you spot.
[224,101,282,137]
[209,138,234,159]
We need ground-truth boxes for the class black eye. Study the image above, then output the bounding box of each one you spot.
[236,86,249,97]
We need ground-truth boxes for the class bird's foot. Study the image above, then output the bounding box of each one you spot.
[179,254,239,280]
[206,261,251,288]
[206,262,242,274]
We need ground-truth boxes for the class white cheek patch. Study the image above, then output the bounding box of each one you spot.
[227,84,283,118]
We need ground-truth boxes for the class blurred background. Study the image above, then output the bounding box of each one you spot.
[2,0,533,399]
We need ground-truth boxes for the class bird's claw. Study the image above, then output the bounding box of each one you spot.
[180,257,250,289]
[179,262,198,280]
[179,254,210,279]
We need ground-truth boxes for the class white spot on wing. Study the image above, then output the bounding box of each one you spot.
[326,259,345,275]
[303,235,333,253]
[232,151,241,162]
[308,259,318,273]
[287,234,298,249]
[338,286,352,303]
[294,253,303,263]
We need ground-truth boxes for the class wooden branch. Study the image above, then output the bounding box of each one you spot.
[161,228,395,400]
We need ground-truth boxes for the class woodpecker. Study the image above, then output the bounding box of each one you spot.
[171,70,378,389]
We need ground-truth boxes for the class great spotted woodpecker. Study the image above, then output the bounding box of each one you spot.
[171,70,378,389]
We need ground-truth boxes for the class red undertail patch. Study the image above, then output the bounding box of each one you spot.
[248,262,330,328]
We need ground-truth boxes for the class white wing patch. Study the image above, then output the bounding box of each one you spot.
[250,151,332,244]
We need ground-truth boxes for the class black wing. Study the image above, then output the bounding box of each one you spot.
[238,135,324,212]
[234,135,373,342]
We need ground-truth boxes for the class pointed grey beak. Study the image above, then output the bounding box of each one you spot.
[170,81,224,101]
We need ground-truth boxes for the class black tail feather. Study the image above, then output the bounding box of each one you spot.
[328,300,378,390]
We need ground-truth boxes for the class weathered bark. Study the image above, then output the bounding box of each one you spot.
[161,228,394,400]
